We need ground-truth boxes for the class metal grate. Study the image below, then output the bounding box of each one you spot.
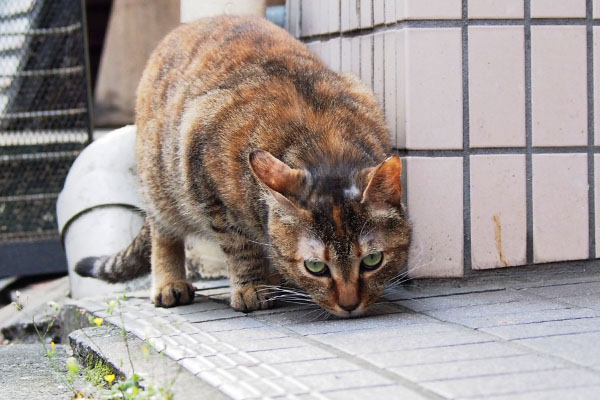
[0,0,92,274]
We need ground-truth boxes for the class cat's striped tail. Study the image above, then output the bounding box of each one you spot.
[75,219,152,283]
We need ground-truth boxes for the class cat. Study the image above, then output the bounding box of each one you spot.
[76,15,411,317]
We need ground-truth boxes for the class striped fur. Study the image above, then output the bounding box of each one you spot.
[79,16,411,313]
[75,220,151,282]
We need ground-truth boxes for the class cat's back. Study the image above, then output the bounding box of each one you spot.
[135,15,389,235]
[136,15,313,124]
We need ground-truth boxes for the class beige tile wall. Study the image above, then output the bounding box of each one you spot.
[287,0,597,277]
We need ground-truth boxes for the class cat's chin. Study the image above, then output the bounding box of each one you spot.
[327,307,367,319]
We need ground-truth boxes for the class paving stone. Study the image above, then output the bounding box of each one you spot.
[383,285,506,301]
[515,332,600,367]
[194,317,267,332]
[273,358,361,377]
[424,299,568,320]
[197,368,237,388]
[235,337,307,352]
[396,290,527,312]
[281,312,432,336]
[164,300,229,315]
[479,385,600,400]
[179,356,217,375]
[184,308,245,322]
[193,279,230,290]
[149,335,197,361]
[219,380,262,400]
[188,342,239,356]
[518,281,600,299]
[220,365,274,381]
[389,354,566,382]
[320,329,494,355]
[235,377,287,397]
[558,294,600,310]
[436,307,600,329]
[295,370,393,392]
[262,377,311,395]
[480,317,600,340]
[250,346,336,364]
[308,323,457,347]
[211,327,289,342]
[360,342,526,368]
[168,321,203,335]
[324,384,430,400]
[422,369,600,399]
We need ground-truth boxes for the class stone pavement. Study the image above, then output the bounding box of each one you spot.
[74,264,600,399]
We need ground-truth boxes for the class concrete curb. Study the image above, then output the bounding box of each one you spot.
[69,325,228,399]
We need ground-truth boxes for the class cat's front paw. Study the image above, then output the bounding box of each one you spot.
[153,280,195,307]
[231,284,273,312]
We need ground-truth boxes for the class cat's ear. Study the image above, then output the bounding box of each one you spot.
[361,155,403,206]
[249,150,307,211]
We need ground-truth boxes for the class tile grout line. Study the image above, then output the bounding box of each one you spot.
[409,308,600,378]
[462,0,472,274]
[397,147,600,156]
[525,0,534,265]
[259,320,447,400]
[301,17,600,43]
[588,0,597,260]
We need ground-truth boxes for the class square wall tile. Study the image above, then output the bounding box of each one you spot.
[531,0,586,18]
[351,36,361,77]
[470,155,527,269]
[360,34,373,89]
[469,26,525,148]
[306,42,321,64]
[396,29,406,148]
[341,37,352,72]
[374,0,385,25]
[596,155,600,256]
[385,0,397,23]
[404,28,463,150]
[350,0,361,30]
[328,0,341,33]
[468,0,524,19]
[384,30,397,146]
[374,32,385,107]
[531,26,587,147]
[360,0,373,28]
[406,157,464,278]
[317,40,330,66]
[400,0,462,20]
[341,0,359,32]
[533,154,589,263]
[301,0,320,37]
[594,27,600,145]
[319,0,329,35]
[287,0,301,37]
[595,0,600,18]
[328,37,341,72]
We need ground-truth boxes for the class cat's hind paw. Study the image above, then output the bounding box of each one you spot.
[153,280,195,308]
[231,284,273,313]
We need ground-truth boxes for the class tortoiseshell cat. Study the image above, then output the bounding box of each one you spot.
[76,16,411,317]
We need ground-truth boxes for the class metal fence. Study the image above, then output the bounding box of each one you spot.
[0,0,92,276]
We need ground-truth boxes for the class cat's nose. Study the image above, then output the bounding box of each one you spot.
[339,299,360,312]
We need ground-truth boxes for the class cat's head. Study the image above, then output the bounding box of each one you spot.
[249,150,411,317]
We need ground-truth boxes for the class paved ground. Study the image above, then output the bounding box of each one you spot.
[0,344,75,400]
[73,263,600,400]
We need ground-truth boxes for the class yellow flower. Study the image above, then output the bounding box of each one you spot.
[50,341,55,353]
[105,374,115,385]
[93,317,104,327]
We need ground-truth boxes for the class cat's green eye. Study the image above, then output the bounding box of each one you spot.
[361,251,383,271]
[304,260,328,275]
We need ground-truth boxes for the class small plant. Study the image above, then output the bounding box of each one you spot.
[84,356,115,387]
